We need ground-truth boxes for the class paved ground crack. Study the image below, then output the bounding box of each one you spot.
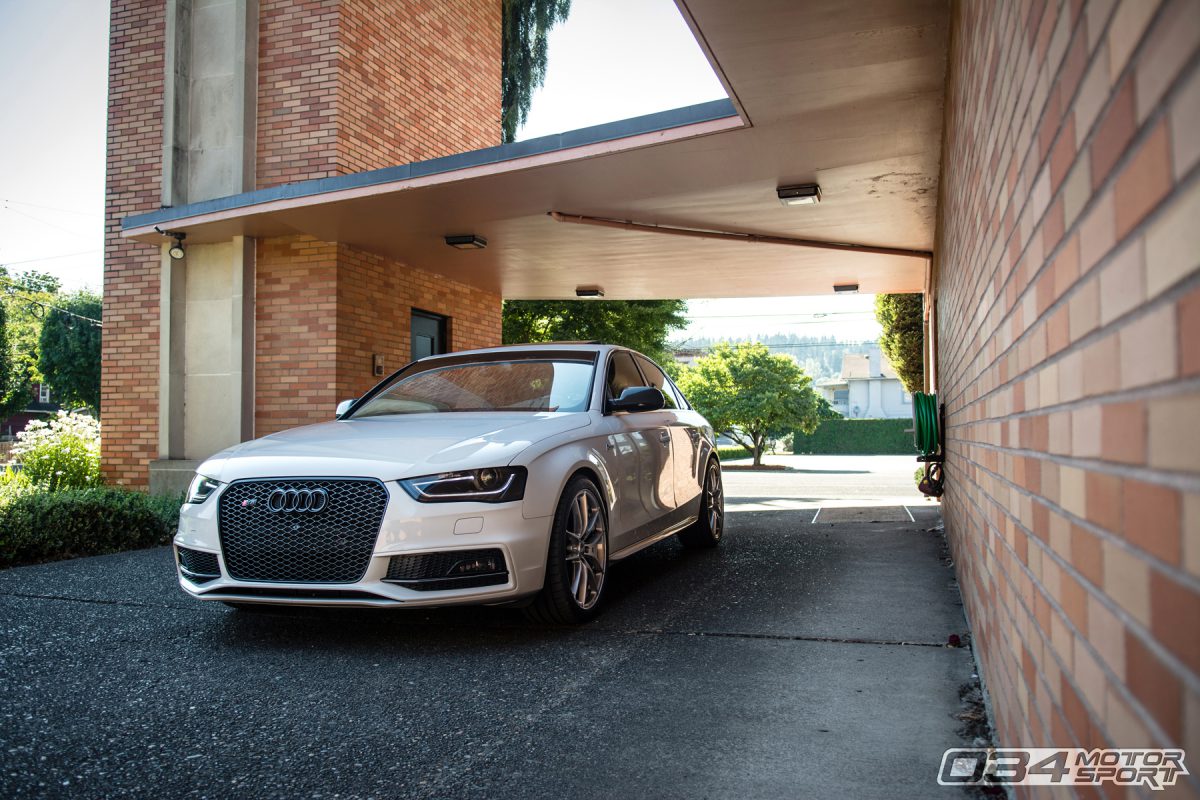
[602,627,949,647]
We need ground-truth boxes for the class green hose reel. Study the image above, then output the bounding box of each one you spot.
[913,392,944,497]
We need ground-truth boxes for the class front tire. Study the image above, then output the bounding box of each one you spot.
[525,476,609,624]
[678,459,724,549]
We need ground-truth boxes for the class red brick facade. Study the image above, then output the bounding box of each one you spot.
[102,0,166,486]
[254,236,502,438]
[256,0,501,189]
[104,0,503,486]
[937,0,1199,785]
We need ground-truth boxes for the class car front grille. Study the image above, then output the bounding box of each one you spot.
[384,548,508,591]
[217,478,389,583]
[176,546,221,583]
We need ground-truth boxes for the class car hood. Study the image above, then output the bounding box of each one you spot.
[197,412,592,482]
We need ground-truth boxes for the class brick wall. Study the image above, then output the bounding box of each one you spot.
[103,0,166,487]
[255,237,502,437]
[256,0,501,189]
[254,236,340,435]
[338,0,501,170]
[334,242,503,401]
[256,0,341,189]
[937,0,1199,788]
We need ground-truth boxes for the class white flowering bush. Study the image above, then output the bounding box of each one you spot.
[10,411,102,491]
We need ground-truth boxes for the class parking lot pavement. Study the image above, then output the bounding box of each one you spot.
[0,476,974,799]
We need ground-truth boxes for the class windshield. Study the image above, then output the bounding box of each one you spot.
[349,357,596,417]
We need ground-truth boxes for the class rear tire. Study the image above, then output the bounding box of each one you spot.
[525,476,609,625]
[678,459,724,549]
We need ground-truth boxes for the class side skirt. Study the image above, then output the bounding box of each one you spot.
[610,508,699,562]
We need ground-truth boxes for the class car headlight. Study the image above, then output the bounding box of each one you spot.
[186,474,224,504]
[399,467,527,503]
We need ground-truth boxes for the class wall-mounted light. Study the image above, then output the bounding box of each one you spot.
[168,232,187,260]
[833,283,859,294]
[444,234,487,250]
[777,183,821,206]
[156,226,187,259]
[575,287,604,298]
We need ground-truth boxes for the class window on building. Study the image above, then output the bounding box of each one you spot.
[833,389,849,404]
[38,384,51,404]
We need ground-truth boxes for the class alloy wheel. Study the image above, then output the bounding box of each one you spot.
[706,463,724,540]
[564,487,607,609]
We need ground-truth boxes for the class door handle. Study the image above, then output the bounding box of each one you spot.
[658,431,671,444]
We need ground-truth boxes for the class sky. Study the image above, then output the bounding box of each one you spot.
[0,0,109,294]
[0,0,880,343]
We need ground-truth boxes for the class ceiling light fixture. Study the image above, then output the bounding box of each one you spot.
[833,283,860,294]
[444,234,487,250]
[575,287,605,298]
[776,184,822,206]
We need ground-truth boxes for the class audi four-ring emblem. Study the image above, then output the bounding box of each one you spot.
[266,487,329,513]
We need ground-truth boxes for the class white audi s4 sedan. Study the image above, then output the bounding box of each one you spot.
[174,343,725,623]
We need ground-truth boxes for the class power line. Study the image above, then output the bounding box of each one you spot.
[684,310,875,320]
[1,205,94,238]
[0,249,101,267]
[0,198,95,217]
[0,275,102,328]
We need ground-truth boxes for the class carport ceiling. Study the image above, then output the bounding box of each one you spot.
[124,0,949,299]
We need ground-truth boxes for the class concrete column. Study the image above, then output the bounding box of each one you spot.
[162,0,257,205]
[151,237,255,495]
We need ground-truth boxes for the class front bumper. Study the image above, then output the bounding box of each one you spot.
[174,480,554,608]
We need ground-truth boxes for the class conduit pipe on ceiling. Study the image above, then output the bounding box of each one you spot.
[547,211,932,260]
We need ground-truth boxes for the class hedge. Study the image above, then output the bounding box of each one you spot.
[0,488,182,569]
[715,446,751,462]
[792,418,916,455]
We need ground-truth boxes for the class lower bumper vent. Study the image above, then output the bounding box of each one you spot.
[177,546,221,584]
[384,548,508,591]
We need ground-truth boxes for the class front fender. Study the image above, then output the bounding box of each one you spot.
[521,445,616,523]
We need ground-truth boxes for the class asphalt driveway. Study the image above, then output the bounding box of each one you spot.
[0,461,976,799]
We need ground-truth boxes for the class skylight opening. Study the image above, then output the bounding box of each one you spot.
[516,0,729,141]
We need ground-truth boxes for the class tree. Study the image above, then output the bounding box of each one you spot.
[39,289,102,413]
[875,293,925,394]
[677,342,821,466]
[0,270,61,419]
[502,299,688,364]
[502,0,572,142]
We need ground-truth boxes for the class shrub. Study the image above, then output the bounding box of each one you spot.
[10,411,101,491]
[793,418,916,455]
[716,446,751,462]
[0,466,34,507]
[0,488,182,568]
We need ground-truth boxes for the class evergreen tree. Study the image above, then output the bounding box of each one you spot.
[502,0,572,142]
[874,293,925,394]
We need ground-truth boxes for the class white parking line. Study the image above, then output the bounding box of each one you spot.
[904,506,915,522]
[811,508,822,524]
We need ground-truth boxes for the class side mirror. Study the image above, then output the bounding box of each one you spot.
[610,386,665,413]
[336,399,356,418]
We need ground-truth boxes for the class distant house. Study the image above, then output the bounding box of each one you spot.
[815,347,912,419]
[0,383,61,440]
[672,347,706,368]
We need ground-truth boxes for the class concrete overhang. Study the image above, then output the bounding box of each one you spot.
[124,0,948,299]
